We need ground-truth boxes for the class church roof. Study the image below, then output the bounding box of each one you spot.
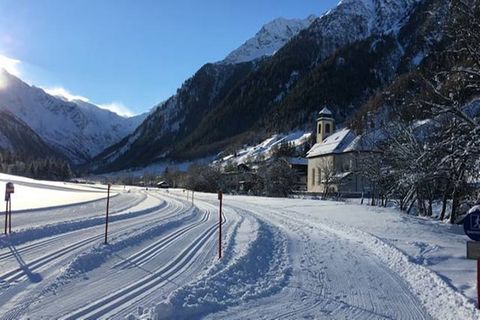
[318,107,333,118]
[307,128,377,158]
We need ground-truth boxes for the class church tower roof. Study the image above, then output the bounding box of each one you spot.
[318,107,333,118]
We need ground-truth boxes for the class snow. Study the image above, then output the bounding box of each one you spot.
[92,155,216,179]
[221,16,317,65]
[0,174,478,319]
[220,0,420,66]
[318,106,333,116]
[215,131,311,166]
[0,70,146,163]
[307,128,356,157]
[0,173,110,210]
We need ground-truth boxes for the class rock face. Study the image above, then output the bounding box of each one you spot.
[92,0,449,172]
[0,70,145,164]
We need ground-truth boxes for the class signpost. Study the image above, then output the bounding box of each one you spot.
[104,184,111,244]
[464,205,480,309]
[4,182,14,234]
[218,190,223,259]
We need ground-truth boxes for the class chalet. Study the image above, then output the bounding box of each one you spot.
[156,181,171,188]
[284,157,308,191]
[306,107,374,195]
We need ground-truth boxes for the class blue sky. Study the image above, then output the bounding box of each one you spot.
[0,0,338,116]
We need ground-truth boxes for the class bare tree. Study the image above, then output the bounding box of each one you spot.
[317,158,336,199]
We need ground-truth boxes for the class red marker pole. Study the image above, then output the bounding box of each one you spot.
[218,190,223,259]
[104,184,111,244]
[4,200,7,235]
[8,200,11,234]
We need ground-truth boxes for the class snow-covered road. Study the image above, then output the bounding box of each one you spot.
[0,179,478,319]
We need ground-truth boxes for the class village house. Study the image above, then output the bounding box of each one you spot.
[284,157,308,191]
[306,107,374,196]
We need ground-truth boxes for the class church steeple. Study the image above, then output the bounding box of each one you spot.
[316,107,334,143]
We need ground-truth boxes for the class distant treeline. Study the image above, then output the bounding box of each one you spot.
[0,151,74,181]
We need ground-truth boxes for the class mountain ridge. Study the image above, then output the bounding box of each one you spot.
[90,0,432,172]
[0,69,146,164]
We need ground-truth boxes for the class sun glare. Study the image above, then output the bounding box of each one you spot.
[0,54,21,90]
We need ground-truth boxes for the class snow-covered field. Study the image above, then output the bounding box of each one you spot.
[0,175,478,319]
[0,174,112,211]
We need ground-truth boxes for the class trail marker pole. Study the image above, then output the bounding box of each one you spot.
[192,191,194,205]
[218,190,223,259]
[104,184,111,244]
[4,183,14,235]
[4,200,7,235]
[8,200,11,234]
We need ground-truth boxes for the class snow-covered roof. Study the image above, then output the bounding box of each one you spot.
[318,107,333,118]
[333,171,352,180]
[307,128,356,158]
[343,134,375,152]
[307,128,377,158]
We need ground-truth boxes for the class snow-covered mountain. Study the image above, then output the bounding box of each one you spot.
[0,110,61,158]
[221,15,317,64]
[0,69,146,163]
[222,0,419,65]
[93,0,448,173]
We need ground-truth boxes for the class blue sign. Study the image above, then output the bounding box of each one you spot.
[464,206,480,241]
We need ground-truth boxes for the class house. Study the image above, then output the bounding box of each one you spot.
[306,107,374,195]
[156,181,171,188]
[284,157,308,191]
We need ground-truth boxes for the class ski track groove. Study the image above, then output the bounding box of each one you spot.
[113,210,211,269]
[59,207,227,320]
[212,200,431,320]
[0,191,444,320]
[0,192,196,320]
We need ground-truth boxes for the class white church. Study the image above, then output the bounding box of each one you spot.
[306,107,374,195]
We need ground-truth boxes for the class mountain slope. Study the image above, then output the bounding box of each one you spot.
[93,61,256,171]
[221,16,317,64]
[92,0,448,172]
[0,70,145,164]
[0,110,60,158]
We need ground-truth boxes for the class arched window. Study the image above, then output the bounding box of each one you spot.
[312,168,315,186]
[317,123,322,135]
[325,123,331,134]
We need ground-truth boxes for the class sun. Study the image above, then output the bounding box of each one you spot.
[0,54,20,90]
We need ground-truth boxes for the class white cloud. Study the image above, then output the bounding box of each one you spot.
[0,54,21,77]
[43,87,90,102]
[98,101,134,117]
